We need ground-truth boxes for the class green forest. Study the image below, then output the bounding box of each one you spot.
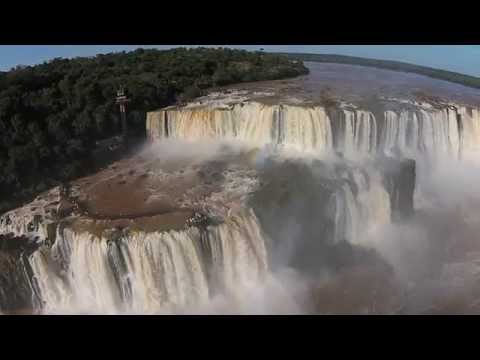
[282,53,480,89]
[0,47,308,212]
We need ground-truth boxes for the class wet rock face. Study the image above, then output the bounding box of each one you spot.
[0,239,42,313]
[0,233,40,253]
[379,157,416,220]
[250,160,338,275]
[0,234,43,312]
[310,262,402,315]
[249,158,408,277]
[186,212,212,228]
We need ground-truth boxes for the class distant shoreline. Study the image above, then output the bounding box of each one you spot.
[278,53,480,90]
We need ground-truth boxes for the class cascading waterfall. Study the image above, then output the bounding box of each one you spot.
[5,96,475,313]
[332,109,377,156]
[0,211,51,238]
[206,212,268,294]
[381,109,461,159]
[147,103,334,152]
[147,102,480,159]
[18,163,394,314]
[458,107,480,154]
[280,105,333,152]
[147,103,277,146]
[28,210,268,314]
[330,167,391,246]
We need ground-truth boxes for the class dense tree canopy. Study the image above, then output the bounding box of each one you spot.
[0,47,308,212]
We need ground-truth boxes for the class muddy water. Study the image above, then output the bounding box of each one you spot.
[224,62,480,107]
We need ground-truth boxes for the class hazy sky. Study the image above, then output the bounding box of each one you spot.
[1,45,479,77]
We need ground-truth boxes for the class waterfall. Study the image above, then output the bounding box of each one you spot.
[147,102,480,159]
[381,109,461,159]
[281,106,333,152]
[333,109,377,156]
[0,153,401,314]
[28,210,268,314]
[334,169,391,245]
[326,166,392,247]
[147,103,333,152]
[7,96,478,314]
[147,103,277,146]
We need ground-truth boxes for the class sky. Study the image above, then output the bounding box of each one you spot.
[0,45,479,77]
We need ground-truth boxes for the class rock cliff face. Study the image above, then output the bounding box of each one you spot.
[0,233,42,312]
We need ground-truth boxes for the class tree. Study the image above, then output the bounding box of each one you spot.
[0,47,309,213]
[179,85,202,102]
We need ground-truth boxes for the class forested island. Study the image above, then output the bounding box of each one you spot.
[0,48,308,212]
[281,53,480,89]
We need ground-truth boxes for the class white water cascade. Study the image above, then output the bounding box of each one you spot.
[4,97,474,314]
[147,103,480,160]
[147,103,334,152]
[19,161,395,314]
[28,210,268,314]
[332,169,392,245]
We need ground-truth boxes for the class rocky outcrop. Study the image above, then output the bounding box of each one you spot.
[377,157,416,220]
[249,157,414,275]
[0,233,42,312]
